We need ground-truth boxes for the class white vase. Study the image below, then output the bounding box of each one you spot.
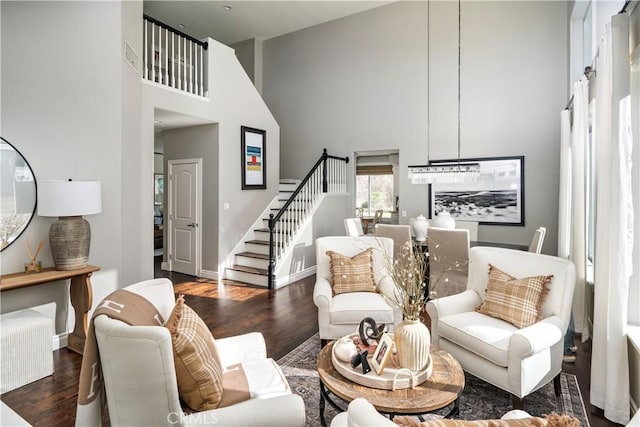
[412,215,429,242]
[395,319,431,371]
[334,336,358,363]
[432,211,455,229]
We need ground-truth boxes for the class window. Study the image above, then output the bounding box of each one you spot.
[355,165,394,217]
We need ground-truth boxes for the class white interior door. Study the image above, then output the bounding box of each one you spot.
[168,159,201,276]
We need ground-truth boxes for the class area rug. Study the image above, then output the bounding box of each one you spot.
[277,333,590,427]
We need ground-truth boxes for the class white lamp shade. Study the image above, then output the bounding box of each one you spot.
[38,180,102,217]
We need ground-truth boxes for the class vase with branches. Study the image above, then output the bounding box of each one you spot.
[382,239,467,371]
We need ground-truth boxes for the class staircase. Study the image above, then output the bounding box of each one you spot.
[224,150,349,289]
[224,180,300,287]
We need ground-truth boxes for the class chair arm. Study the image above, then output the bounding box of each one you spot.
[426,290,481,320]
[313,277,333,309]
[184,394,306,426]
[509,316,563,359]
[215,332,267,368]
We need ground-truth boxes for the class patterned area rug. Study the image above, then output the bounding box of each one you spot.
[277,333,589,427]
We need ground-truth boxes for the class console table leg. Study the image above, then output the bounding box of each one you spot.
[67,272,93,355]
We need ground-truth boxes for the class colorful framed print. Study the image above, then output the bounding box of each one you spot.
[241,126,266,190]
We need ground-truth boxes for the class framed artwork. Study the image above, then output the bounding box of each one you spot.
[428,156,525,226]
[370,333,394,375]
[241,126,266,190]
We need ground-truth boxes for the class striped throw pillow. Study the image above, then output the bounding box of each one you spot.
[166,295,224,411]
[476,264,552,329]
[326,248,377,295]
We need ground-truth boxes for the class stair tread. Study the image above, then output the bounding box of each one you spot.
[254,228,292,233]
[228,265,268,275]
[236,252,269,259]
[246,239,285,247]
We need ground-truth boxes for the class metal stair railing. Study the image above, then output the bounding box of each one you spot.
[267,149,349,289]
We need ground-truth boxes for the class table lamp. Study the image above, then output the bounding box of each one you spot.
[38,180,102,270]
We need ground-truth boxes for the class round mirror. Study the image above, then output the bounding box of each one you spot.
[0,137,37,251]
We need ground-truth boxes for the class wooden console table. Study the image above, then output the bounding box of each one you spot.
[0,265,101,355]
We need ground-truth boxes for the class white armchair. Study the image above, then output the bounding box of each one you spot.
[93,278,305,426]
[314,236,401,346]
[426,247,576,409]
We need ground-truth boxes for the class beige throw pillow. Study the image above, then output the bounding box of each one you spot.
[326,248,377,295]
[166,295,224,411]
[476,264,552,329]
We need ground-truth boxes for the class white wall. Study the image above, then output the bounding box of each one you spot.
[263,1,569,253]
[142,38,280,276]
[1,1,135,333]
[163,124,219,274]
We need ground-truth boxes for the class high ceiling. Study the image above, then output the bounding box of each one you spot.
[144,1,394,46]
[145,1,394,129]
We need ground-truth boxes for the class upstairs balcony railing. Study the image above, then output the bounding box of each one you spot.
[143,15,208,97]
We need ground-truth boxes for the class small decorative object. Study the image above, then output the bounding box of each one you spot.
[370,332,394,375]
[412,214,429,242]
[350,350,371,374]
[432,211,455,229]
[358,317,386,346]
[334,336,358,363]
[24,240,45,273]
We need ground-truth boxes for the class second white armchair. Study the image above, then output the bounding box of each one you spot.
[314,236,401,346]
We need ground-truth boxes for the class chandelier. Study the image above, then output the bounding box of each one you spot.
[409,0,480,185]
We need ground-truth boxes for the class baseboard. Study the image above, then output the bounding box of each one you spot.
[275,266,316,288]
[52,332,68,351]
[161,261,170,271]
[199,269,217,280]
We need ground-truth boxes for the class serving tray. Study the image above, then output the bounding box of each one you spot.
[331,334,432,390]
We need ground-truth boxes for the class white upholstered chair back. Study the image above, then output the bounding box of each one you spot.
[528,227,546,253]
[374,224,412,262]
[455,220,479,241]
[344,217,364,237]
[428,227,470,298]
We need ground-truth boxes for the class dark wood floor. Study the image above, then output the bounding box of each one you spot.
[0,257,620,426]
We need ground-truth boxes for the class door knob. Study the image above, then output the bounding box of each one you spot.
[187,223,198,228]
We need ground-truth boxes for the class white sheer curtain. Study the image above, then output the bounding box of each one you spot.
[558,109,571,260]
[568,76,590,340]
[590,14,632,425]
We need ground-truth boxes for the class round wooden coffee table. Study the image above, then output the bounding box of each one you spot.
[317,341,464,426]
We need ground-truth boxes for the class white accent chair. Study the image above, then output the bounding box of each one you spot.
[528,227,546,254]
[93,278,306,426]
[428,227,470,298]
[313,236,401,346]
[344,218,365,237]
[330,398,534,426]
[426,247,576,409]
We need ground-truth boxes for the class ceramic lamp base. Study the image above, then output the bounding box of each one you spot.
[49,216,91,270]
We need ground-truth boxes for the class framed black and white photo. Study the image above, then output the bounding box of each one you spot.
[241,126,266,190]
[428,156,525,226]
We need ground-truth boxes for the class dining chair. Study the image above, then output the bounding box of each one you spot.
[374,224,412,262]
[344,218,364,237]
[455,220,479,241]
[428,227,470,298]
[373,209,384,226]
[528,227,546,254]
